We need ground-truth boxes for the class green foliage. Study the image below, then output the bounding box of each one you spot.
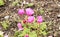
[14,22,48,37]
[29,23,39,29]
[14,31,19,37]
[40,9,44,14]
[39,30,47,35]
[23,27,30,34]
[39,22,48,35]
[14,27,30,37]
[1,20,9,29]
[19,27,30,37]
[0,0,4,6]
[40,22,47,30]
[17,29,37,37]
[41,31,47,35]
[27,3,34,7]
[29,31,37,37]
[12,1,18,6]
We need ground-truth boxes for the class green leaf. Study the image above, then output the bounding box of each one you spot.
[39,22,48,35]
[14,31,19,37]
[12,1,18,6]
[0,0,4,6]
[18,31,25,37]
[18,27,30,37]
[40,9,44,14]
[40,22,47,30]
[18,33,23,37]
[1,21,9,29]
[27,3,34,7]
[23,27,30,34]
[29,31,37,37]
[42,31,47,35]
[39,30,47,35]
[32,23,39,28]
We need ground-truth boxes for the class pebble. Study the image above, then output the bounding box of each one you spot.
[22,1,29,4]
[48,36,52,37]
[31,0,34,2]
[0,31,4,35]
[57,2,60,6]
[57,14,60,18]
[4,16,9,19]
[9,0,12,1]
[59,26,60,30]
[4,35,8,37]
[45,14,47,15]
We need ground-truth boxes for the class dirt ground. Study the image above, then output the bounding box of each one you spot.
[0,0,60,37]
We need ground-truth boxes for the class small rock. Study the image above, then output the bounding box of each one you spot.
[9,0,12,1]
[26,2,29,4]
[0,31,4,35]
[31,0,34,2]
[22,1,29,4]
[22,1,26,4]
[57,14,60,18]
[4,16,9,19]
[48,36,52,37]
[57,2,60,6]
[59,26,60,30]
[4,35,8,37]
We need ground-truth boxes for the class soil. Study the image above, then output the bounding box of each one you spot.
[0,0,60,37]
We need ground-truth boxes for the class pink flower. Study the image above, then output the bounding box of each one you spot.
[26,8,34,16]
[18,9,25,15]
[27,16,34,23]
[24,34,29,37]
[37,16,43,23]
[4,35,8,37]
[17,23,23,30]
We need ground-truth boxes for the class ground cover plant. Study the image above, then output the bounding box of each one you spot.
[0,0,60,37]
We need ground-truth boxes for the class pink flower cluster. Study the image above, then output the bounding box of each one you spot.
[17,8,43,37]
[17,8,43,30]
[18,8,34,16]
[26,15,43,23]
[18,8,43,23]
